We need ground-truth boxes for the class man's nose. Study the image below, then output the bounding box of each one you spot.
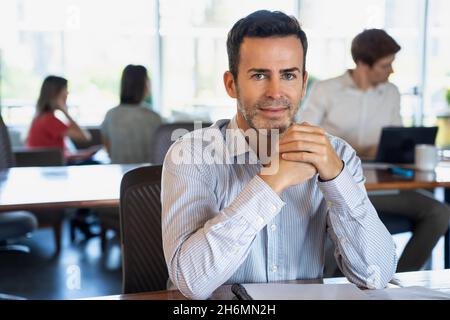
[265,78,282,99]
[388,65,394,74]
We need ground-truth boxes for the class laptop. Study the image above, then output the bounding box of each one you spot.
[374,126,438,164]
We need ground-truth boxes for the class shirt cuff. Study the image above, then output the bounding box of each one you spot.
[226,175,285,232]
[317,164,366,210]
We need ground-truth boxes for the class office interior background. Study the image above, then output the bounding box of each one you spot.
[0,0,449,299]
[0,0,449,136]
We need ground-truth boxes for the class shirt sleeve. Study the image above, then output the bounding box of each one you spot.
[100,111,110,139]
[47,114,69,139]
[389,86,403,126]
[162,140,285,300]
[318,139,397,289]
[299,81,328,125]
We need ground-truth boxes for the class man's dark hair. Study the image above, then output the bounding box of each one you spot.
[226,10,308,79]
[120,64,149,105]
[351,29,401,67]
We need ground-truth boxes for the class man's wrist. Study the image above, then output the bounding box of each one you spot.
[318,160,344,182]
[257,174,284,194]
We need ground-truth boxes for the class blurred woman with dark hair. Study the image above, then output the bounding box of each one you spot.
[101,65,162,164]
[26,75,92,161]
[26,76,99,241]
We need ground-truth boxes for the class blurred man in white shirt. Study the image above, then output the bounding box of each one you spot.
[301,29,449,272]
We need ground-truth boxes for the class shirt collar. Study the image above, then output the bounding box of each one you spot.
[225,116,258,159]
[342,70,358,89]
[343,69,387,94]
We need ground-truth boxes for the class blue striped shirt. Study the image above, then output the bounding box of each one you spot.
[162,118,397,300]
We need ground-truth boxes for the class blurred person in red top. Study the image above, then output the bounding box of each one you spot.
[26,75,93,163]
[26,76,101,240]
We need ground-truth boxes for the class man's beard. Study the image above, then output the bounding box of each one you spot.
[237,95,297,135]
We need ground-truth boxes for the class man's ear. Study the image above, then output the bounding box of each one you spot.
[300,71,308,100]
[356,61,370,71]
[223,71,237,98]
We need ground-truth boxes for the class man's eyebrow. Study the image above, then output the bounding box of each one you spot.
[246,67,302,74]
[247,68,271,74]
[280,67,301,73]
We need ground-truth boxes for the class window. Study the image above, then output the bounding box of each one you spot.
[298,0,425,126]
[159,0,298,121]
[1,0,449,134]
[424,0,450,121]
[0,0,156,131]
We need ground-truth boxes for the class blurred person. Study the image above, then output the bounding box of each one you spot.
[101,65,162,164]
[26,75,97,164]
[26,75,99,240]
[301,29,450,272]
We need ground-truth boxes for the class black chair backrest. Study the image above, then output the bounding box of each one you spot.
[120,164,167,294]
[0,116,15,170]
[149,122,212,164]
[70,127,103,150]
[13,147,64,167]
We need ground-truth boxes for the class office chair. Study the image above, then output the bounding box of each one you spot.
[0,212,37,253]
[70,127,103,150]
[98,122,212,252]
[120,164,168,294]
[13,147,64,167]
[149,122,212,164]
[0,116,38,253]
[378,211,414,234]
[0,116,63,254]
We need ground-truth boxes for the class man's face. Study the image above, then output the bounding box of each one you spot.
[367,54,395,86]
[224,36,307,134]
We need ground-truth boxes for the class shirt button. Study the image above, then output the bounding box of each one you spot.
[339,236,347,244]
[327,201,333,208]
[270,224,277,231]
[232,244,240,254]
[256,216,264,225]
[272,265,278,272]
[270,204,277,214]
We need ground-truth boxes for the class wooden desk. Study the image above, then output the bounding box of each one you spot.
[88,269,450,300]
[0,164,148,212]
[364,162,450,191]
[363,162,450,268]
[2,162,447,211]
[1,163,449,273]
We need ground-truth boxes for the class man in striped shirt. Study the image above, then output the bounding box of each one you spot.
[162,10,397,300]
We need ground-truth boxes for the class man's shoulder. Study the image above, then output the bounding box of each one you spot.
[164,119,230,162]
[174,119,227,141]
[312,73,348,91]
[326,132,358,161]
[382,81,401,96]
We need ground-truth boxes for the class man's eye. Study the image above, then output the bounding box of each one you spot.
[282,73,296,80]
[252,74,266,80]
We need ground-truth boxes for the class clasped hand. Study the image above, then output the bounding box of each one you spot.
[259,122,343,194]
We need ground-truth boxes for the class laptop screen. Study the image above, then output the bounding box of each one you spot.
[375,126,438,164]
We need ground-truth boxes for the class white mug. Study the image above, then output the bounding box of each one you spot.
[415,144,438,171]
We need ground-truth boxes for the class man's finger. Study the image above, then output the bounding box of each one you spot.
[278,140,325,154]
[281,151,319,166]
[287,123,326,135]
[280,131,327,145]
